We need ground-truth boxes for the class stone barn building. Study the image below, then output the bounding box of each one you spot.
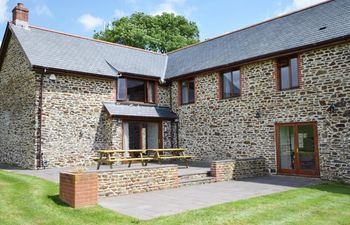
[0,1,349,183]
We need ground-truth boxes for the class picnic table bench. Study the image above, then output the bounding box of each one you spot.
[93,149,153,170]
[93,148,192,169]
[147,148,192,168]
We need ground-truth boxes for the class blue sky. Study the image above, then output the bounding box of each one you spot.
[0,0,327,42]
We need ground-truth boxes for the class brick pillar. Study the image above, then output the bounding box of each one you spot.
[59,172,98,208]
[211,160,235,182]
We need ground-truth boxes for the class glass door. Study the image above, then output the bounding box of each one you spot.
[276,122,319,176]
[123,121,162,150]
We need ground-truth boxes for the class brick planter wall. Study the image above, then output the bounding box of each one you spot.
[59,172,98,208]
[97,165,179,197]
[211,158,267,181]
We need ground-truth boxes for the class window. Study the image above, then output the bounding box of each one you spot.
[222,69,241,98]
[117,78,127,100]
[278,56,299,90]
[117,78,155,103]
[180,78,195,105]
[127,79,145,102]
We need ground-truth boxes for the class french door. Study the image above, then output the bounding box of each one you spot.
[276,122,319,176]
[123,120,162,150]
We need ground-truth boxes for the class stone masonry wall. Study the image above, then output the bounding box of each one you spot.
[40,74,118,168]
[171,42,350,182]
[211,158,267,181]
[0,36,38,168]
[97,165,179,197]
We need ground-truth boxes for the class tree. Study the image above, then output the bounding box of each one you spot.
[94,12,200,53]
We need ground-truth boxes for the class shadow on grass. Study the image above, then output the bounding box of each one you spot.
[304,182,350,195]
[48,195,70,207]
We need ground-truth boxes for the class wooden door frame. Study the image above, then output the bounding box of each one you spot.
[275,121,320,177]
[122,119,163,150]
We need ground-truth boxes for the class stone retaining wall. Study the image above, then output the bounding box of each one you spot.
[96,165,179,197]
[211,158,267,181]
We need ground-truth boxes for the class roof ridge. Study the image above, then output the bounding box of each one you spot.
[167,0,334,55]
[28,25,167,56]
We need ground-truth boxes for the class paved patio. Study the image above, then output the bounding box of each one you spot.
[99,175,322,219]
[0,163,322,220]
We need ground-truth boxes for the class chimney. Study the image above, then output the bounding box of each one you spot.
[12,3,29,28]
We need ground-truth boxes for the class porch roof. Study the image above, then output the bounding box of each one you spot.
[103,102,178,120]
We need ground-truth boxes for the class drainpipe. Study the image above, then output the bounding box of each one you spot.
[36,69,44,169]
[169,84,174,148]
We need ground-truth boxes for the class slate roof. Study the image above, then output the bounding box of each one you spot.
[9,24,167,78]
[6,0,350,80]
[103,102,178,120]
[165,0,350,78]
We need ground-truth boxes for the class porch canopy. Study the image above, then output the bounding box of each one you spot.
[103,102,178,120]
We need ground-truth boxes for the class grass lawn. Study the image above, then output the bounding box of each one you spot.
[0,170,350,225]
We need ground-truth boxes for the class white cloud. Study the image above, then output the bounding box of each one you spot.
[78,14,104,30]
[114,9,127,19]
[152,0,186,16]
[0,0,8,24]
[35,4,53,17]
[278,0,328,15]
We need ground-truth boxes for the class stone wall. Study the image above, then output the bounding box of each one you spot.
[40,74,118,168]
[97,165,178,197]
[0,36,38,168]
[211,158,267,181]
[170,42,350,182]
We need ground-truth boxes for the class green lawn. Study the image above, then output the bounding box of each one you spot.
[0,171,350,225]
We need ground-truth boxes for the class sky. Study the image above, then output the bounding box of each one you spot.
[0,0,328,42]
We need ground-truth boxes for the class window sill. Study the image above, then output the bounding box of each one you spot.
[179,102,195,106]
[279,87,300,92]
[117,100,157,106]
[218,95,241,102]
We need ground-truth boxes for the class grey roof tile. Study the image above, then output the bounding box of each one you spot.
[103,102,178,120]
[165,0,350,78]
[8,0,350,80]
[10,24,168,78]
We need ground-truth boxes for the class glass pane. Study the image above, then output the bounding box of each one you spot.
[291,58,299,88]
[280,126,295,169]
[146,122,159,149]
[232,70,241,95]
[223,72,232,98]
[181,80,189,104]
[117,78,127,100]
[188,79,195,103]
[127,79,145,102]
[147,82,155,103]
[128,122,141,150]
[280,66,289,90]
[298,125,315,170]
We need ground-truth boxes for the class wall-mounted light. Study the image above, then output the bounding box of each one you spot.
[327,103,336,113]
[49,74,56,82]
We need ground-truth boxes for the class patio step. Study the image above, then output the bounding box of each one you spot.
[179,177,216,187]
[178,172,210,181]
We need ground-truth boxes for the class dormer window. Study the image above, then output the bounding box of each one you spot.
[117,78,155,103]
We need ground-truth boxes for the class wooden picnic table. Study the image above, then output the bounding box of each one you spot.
[147,148,192,168]
[94,149,152,170]
[94,148,192,169]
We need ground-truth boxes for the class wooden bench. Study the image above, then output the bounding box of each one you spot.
[147,148,192,168]
[95,150,153,169]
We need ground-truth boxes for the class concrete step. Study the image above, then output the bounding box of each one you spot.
[179,177,216,187]
[178,171,211,181]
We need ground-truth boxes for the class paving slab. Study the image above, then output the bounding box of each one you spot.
[98,175,322,220]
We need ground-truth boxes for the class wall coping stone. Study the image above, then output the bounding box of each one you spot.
[87,164,178,173]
